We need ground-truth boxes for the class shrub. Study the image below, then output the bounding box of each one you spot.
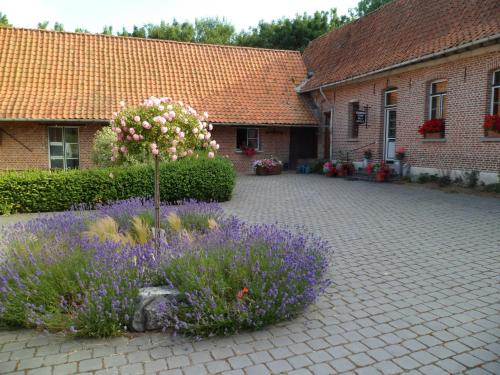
[464,170,479,188]
[0,155,235,213]
[0,200,331,337]
[417,173,438,184]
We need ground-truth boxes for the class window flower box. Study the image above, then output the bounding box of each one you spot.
[418,118,445,139]
[253,158,282,175]
[483,114,500,138]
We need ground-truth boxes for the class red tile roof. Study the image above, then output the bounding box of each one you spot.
[301,0,500,92]
[0,28,317,125]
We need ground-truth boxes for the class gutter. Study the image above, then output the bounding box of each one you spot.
[0,118,109,124]
[300,33,500,93]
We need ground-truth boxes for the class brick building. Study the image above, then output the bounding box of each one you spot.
[1,0,499,179]
[299,0,500,183]
[0,28,317,173]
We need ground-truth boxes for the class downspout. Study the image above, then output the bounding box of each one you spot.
[319,86,334,160]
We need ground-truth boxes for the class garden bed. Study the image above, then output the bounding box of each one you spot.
[0,199,331,337]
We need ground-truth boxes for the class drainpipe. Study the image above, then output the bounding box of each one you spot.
[319,86,334,160]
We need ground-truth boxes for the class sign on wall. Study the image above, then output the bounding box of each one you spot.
[355,110,366,125]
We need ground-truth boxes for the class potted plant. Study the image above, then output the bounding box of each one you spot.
[483,114,500,138]
[253,157,282,175]
[418,118,445,138]
[363,149,372,168]
[394,146,406,175]
[323,161,337,177]
[375,162,391,182]
[342,161,355,176]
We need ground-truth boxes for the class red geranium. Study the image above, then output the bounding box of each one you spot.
[483,114,500,131]
[242,147,256,156]
[418,118,445,135]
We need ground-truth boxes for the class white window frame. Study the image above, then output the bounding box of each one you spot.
[236,127,260,151]
[429,79,447,119]
[384,88,398,108]
[48,126,80,169]
[491,70,500,115]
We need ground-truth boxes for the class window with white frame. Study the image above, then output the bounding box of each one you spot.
[491,70,500,115]
[236,128,259,150]
[48,127,80,169]
[429,80,447,119]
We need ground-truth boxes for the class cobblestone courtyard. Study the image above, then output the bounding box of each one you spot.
[1,174,499,375]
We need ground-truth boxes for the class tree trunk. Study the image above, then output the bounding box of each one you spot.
[154,155,160,246]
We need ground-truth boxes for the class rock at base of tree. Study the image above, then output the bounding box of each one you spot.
[132,287,180,332]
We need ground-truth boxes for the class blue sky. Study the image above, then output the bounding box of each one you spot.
[1,0,358,33]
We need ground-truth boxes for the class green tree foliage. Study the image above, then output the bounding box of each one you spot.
[194,17,234,45]
[37,21,49,29]
[75,27,90,33]
[102,25,113,35]
[350,0,392,17]
[0,12,11,27]
[235,9,349,51]
[145,19,194,41]
[53,22,64,31]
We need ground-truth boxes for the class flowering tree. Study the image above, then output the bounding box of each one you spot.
[109,96,219,241]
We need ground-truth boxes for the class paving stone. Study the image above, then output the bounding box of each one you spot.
[267,359,293,373]
[349,353,374,367]
[18,357,43,370]
[393,355,420,370]
[0,361,18,373]
[145,358,167,373]
[26,367,52,375]
[79,358,103,372]
[309,362,335,375]
[245,364,270,375]
[228,355,252,369]
[327,346,351,358]
[435,358,467,373]
[307,350,333,363]
[183,364,207,375]
[119,363,144,375]
[206,360,231,373]
[418,364,449,375]
[166,355,189,369]
[453,353,483,368]
[374,360,403,374]
[330,358,355,372]
[53,362,77,375]
[289,354,313,368]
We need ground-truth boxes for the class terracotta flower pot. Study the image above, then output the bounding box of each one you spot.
[375,172,386,182]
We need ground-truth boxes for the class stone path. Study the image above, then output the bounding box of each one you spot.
[1,174,499,374]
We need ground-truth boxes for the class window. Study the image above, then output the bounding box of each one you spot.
[48,127,79,169]
[385,89,398,107]
[236,128,259,150]
[491,70,500,115]
[349,102,359,138]
[429,80,447,119]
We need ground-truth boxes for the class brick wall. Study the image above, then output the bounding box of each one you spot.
[0,123,102,170]
[0,123,291,174]
[212,126,290,174]
[310,49,500,173]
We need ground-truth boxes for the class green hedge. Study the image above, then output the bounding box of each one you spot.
[0,156,236,214]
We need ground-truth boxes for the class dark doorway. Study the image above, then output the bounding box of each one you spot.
[289,127,318,169]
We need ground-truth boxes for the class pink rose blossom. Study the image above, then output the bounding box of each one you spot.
[171,154,178,161]
[126,135,132,141]
[179,131,185,139]
[110,156,116,161]
[152,148,159,155]
[161,127,168,133]
[208,152,215,159]
[120,145,127,153]
[187,149,193,156]
[133,134,140,141]
[134,115,140,122]
[142,121,151,129]
[208,124,213,131]
[169,111,176,119]
[158,105,164,111]
[129,128,135,135]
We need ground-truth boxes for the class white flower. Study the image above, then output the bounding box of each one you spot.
[161,127,168,133]
[119,100,126,107]
[208,151,215,158]
[198,134,205,140]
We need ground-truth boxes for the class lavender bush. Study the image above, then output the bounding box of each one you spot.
[0,200,331,337]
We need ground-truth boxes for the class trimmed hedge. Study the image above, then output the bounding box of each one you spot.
[0,156,235,214]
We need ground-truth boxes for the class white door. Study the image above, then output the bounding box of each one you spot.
[384,108,397,161]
